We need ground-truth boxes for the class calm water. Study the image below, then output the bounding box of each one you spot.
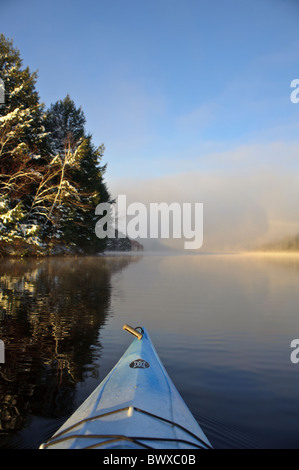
[1,252,299,449]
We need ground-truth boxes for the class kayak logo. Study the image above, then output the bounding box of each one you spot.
[129,358,150,369]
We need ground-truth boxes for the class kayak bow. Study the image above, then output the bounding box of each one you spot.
[40,325,212,449]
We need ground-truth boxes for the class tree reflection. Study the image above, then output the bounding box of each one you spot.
[0,255,141,445]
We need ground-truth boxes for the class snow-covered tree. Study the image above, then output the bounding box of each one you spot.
[0,34,48,253]
[0,35,111,256]
[0,34,48,196]
[44,96,111,253]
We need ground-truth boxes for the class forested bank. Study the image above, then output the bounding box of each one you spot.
[0,34,111,257]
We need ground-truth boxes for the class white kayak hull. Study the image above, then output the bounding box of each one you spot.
[40,326,212,449]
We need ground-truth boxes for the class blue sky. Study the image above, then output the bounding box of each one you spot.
[1,0,299,249]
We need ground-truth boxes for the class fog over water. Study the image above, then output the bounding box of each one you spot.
[109,141,299,253]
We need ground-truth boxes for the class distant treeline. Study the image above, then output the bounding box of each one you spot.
[257,233,299,252]
[0,34,111,257]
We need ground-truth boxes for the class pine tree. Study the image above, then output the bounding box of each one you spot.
[0,34,48,191]
[0,35,111,256]
[44,96,111,253]
[0,34,47,253]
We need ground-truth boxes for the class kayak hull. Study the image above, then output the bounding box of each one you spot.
[40,328,212,449]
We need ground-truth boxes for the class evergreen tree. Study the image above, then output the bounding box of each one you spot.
[0,34,47,252]
[0,34,48,191]
[45,94,85,155]
[0,35,111,256]
[44,96,111,253]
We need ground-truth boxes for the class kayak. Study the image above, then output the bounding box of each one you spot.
[40,325,212,449]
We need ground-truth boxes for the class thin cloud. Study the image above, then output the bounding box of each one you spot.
[109,141,299,251]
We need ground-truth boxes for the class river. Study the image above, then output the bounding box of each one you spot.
[0,252,299,449]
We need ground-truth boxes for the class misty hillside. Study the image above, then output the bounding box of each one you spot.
[257,233,299,252]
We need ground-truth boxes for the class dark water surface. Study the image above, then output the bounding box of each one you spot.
[1,252,299,449]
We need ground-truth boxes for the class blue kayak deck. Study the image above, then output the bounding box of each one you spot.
[40,327,212,449]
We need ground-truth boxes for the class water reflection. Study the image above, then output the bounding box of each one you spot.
[98,252,299,449]
[2,252,299,449]
[0,255,141,447]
